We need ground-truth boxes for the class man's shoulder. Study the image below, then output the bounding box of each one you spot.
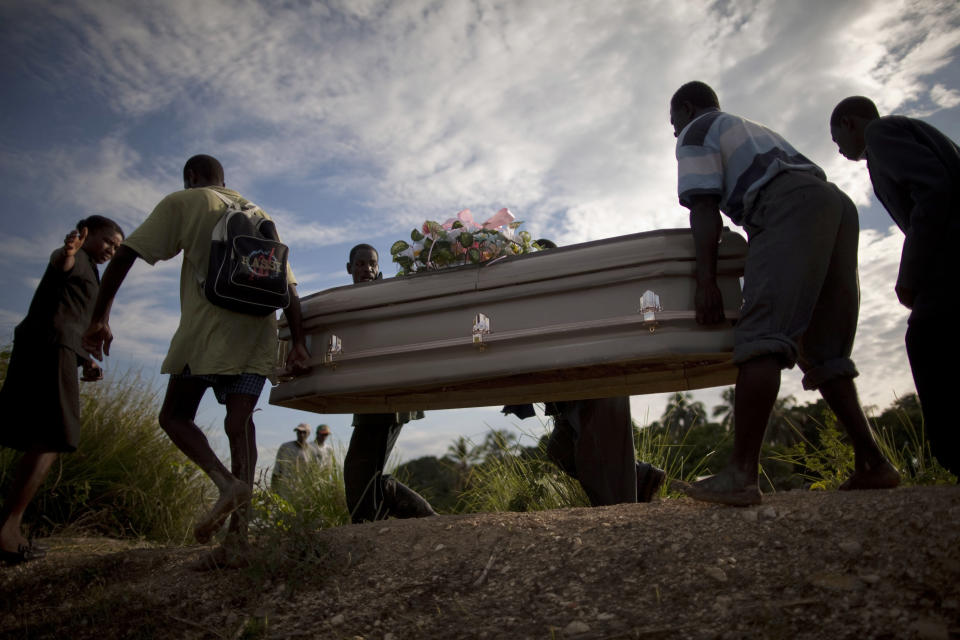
[678,110,726,147]
[867,115,911,135]
[156,187,252,209]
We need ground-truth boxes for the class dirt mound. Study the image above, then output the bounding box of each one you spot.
[2,486,959,639]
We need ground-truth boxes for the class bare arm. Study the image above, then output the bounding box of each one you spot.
[53,228,88,273]
[82,245,140,360]
[281,283,311,375]
[688,194,726,325]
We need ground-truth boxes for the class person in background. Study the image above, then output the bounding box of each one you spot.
[272,423,316,495]
[830,95,960,479]
[0,216,124,564]
[342,244,437,523]
[312,424,334,469]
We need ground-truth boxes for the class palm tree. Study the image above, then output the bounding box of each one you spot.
[444,435,482,491]
[661,392,707,439]
[479,429,519,462]
[712,387,736,432]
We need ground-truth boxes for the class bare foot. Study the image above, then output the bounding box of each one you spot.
[839,460,900,491]
[682,468,762,507]
[194,480,252,544]
[189,540,251,571]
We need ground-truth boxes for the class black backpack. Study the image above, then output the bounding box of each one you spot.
[204,190,290,315]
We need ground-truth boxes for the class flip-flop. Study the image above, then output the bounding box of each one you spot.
[0,543,46,566]
[681,472,762,507]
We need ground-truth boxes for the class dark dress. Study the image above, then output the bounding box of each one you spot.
[0,248,100,453]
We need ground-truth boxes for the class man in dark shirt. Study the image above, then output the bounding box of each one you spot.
[342,244,437,522]
[830,96,960,478]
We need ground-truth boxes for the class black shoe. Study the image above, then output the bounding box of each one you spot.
[636,463,666,503]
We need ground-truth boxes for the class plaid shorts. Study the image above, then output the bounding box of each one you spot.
[172,366,266,405]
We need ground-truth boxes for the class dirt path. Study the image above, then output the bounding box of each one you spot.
[1,486,959,639]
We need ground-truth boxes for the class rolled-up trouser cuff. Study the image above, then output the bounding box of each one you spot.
[800,357,858,390]
[732,336,798,368]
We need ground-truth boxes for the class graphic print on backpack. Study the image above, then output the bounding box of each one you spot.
[205,190,291,315]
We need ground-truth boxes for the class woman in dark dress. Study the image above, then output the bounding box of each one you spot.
[0,216,123,564]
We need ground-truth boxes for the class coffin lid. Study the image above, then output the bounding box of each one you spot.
[295,228,746,319]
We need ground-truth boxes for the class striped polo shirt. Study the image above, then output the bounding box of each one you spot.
[675,110,825,224]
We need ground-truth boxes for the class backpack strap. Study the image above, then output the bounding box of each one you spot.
[206,188,261,213]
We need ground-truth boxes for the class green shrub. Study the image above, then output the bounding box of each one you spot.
[456,426,589,513]
[773,407,956,489]
[244,452,349,581]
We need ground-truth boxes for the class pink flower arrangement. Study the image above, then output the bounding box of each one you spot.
[390,208,544,275]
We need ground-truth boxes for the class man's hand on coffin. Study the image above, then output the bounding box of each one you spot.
[687,195,725,325]
[695,279,726,325]
[284,341,311,377]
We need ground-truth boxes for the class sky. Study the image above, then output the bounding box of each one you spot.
[1,0,959,473]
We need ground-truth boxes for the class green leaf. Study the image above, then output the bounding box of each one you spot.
[411,229,424,242]
[451,220,464,229]
[467,248,481,263]
[458,232,474,247]
[390,240,410,256]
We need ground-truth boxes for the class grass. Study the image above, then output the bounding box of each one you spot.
[771,410,956,490]
[457,432,590,513]
[243,450,350,582]
[3,332,953,547]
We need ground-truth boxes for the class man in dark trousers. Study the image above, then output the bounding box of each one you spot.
[503,239,665,506]
[830,96,960,479]
[342,244,437,522]
[669,81,899,505]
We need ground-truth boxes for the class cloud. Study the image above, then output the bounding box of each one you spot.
[2,0,954,461]
[931,83,960,109]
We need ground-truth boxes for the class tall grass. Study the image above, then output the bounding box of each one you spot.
[771,411,956,490]
[457,431,590,513]
[454,399,954,514]
[250,449,350,535]
[0,351,212,543]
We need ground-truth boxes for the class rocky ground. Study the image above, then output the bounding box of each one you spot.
[1,485,959,639]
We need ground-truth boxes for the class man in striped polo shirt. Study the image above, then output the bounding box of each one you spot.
[669,81,899,505]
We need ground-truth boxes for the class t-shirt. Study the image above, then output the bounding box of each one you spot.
[311,441,334,468]
[272,440,315,482]
[122,186,295,377]
[675,110,824,224]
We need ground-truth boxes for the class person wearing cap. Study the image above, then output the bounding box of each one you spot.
[271,423,315,495]
[311,424,334,469]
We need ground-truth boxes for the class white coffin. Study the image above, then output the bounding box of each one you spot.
[270,228,747,413]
